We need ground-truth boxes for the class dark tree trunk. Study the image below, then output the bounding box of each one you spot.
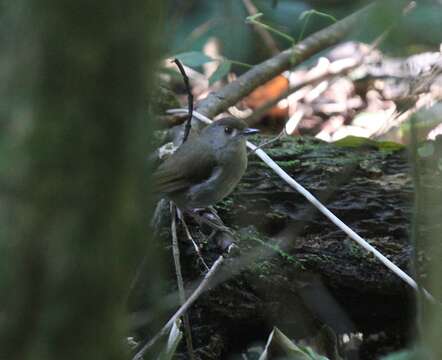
[0,1,166,359]
[150,135,440,359]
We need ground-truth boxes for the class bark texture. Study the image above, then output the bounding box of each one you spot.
[0,1,165,359]
[150,134,431,359]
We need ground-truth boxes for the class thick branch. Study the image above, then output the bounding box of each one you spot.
[245,56,362,124]
[195,0,406,119]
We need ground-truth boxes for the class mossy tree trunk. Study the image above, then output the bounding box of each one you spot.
[413,135,442,358]
[0,1,165,359]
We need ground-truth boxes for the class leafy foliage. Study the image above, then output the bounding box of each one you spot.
[157,320,183,360]
[173,51,213,68]
[259,327,330,360]
[209,60,232,85]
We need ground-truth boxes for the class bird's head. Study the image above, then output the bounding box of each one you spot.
[202,117,259,149]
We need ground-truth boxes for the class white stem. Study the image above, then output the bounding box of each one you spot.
[167,108,435,302]
[170,203,196,360]
[177,208,209,271]
[132,255,225,360]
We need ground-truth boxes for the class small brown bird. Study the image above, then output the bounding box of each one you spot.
[153,117,258,209]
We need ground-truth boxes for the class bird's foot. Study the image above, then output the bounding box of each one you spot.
[176,208,209,271]
[185,207,238,254]
[187,207,233,235]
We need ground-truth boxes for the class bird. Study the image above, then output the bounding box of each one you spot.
[153,117,259,210]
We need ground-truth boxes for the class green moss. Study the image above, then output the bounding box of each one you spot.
[238,227,304,270]
[275,159,301,169]
[343,239,370,259]
[264,212,287,221]
[334,135,404,152]
[252,261,274,276]
[216,196,234,211]
[246,160,271,169]
[151,84,180,114]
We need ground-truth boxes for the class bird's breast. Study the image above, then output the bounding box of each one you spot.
[185,143,247,208]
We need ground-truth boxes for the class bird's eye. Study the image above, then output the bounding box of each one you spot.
[224,127,233,135]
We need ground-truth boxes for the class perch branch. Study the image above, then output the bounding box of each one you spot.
[132,255,225,360]
[167,108,436,303]
[170,203,196,360]
[177,208,209,270]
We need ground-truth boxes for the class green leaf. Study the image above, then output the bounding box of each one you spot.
[173,51,213,68]
[381,351,413,360]
[334,136,404,152]
[299,10,313,21]
[299,9,337,22]
[157,320,183,360]
[381,347,427,360]
[209,61,231,85]
[246,12,264,22]
[259,327,330,360]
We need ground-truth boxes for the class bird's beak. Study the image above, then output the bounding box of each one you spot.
[242,128,259,136]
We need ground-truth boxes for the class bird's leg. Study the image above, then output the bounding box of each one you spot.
[176,208,209,271]
[185,208,239,254]
[187,207,233,235]
[206,206,224,223]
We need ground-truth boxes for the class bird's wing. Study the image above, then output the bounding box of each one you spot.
[153,140,217,194]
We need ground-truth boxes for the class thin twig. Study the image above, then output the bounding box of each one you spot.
[177,208,209,271]
[242,0,280,56]
[132,255,225,360]
[251,108,305,153]
[167,108,436,303]
[170,203,196,360]
[246,13,295,44]
[250,129,286,154]
[172,58,194,144]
